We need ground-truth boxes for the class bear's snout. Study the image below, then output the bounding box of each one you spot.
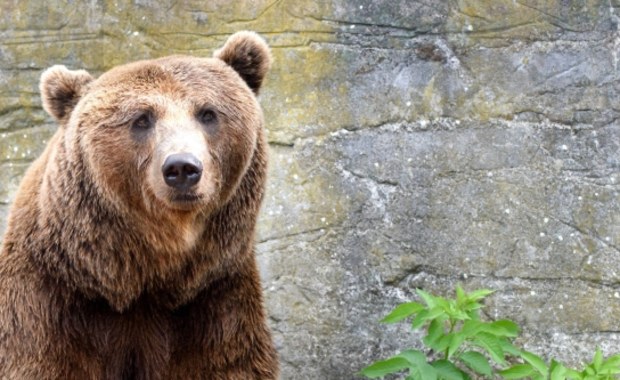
[162,153,203,190]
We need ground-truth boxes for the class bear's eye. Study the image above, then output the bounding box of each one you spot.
[132,112,153,130]
[197,108,217,125]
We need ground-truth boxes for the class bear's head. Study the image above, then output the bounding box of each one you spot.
[33,32,272,309]
[40,31,270,219]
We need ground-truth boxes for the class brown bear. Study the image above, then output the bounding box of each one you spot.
[0,31,278,379]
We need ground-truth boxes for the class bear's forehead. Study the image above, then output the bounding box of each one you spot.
[94,56,235,92]
[76,56,259,125]
[84,56,255,113]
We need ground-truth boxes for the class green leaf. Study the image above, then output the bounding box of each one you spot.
[459,351,492,376]
[550,360,568,380]
[381,302,425,324]
[411,309,430,330]
[467,308,481,321]
[412,307,444,330]
[447,332,466,358]
[593,348,603,372]
[417,362,439,380]
[450,308,471,321]
[424,318,445,349]
[466,289,494,302]
[461,303,484,314]
[498,338,521,356]
[434,297,451,311]
[434,333,453,352]
[417,289,437,308]
[360,356,410,378]
[483,320,520,338]
[600,353,620,373]
[472,332,505,365]
[431,359,465,380]
[461,320,483,337]
[499,364,536,379]
[427,307,448,320]
[397,349,426,367]
[564,367,584,379]
[520,350,548,375]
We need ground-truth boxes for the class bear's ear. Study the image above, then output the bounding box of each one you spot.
[40,65,94,123]
[214,31,272,94]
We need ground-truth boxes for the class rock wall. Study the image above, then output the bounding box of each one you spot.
[2,1,620,378]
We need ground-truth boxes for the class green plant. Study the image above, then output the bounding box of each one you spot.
[499,348,620,380]
[360,286,620,380]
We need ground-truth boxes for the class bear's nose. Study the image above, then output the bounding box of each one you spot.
[162,153,203,190]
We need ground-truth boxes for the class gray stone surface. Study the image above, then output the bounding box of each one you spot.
[2,1,620,379]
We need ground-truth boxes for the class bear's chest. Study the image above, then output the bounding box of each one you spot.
[65,298,180,380]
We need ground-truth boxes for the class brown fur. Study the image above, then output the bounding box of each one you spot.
[0,31,278,379]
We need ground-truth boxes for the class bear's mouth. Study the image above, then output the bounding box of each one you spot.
[169,192,204,209]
